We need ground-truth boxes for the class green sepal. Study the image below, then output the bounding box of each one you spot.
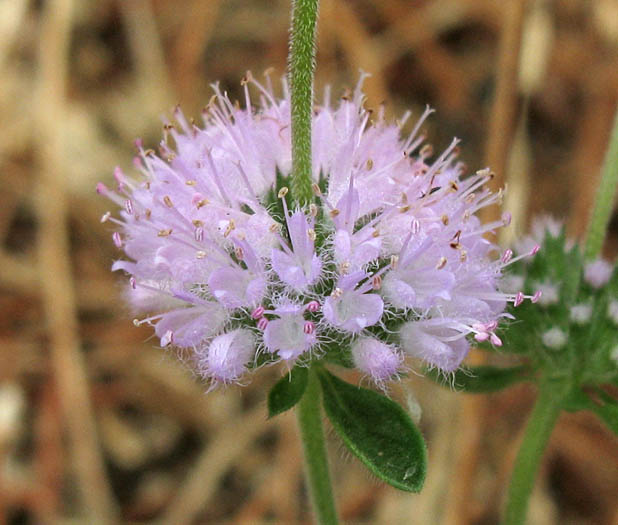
[267,365,309,418]
[425,365,533,393]
[317,368,427,492]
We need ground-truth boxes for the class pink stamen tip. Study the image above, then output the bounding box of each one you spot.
[160,330,174,347]
[134,138,143,150]
[490,333,503,346]
[112,232,122,248]
[501,249,513,264]
[474,332,490,342]
[124,199,134,215]
[303,321,315,335]
[306,300,320,312]
[129,277,137,289]
[132,157,143,170]
[531,290,542,303]
[530,244,540,256]
[514,292,524,307]
[502,212,512,226]
[96,182,108,195]
[257,317,269,331]
[251,306,265,319]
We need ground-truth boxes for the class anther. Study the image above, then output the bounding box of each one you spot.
[372,275,382,290]
[307,229,316,242]
[257,317,269,330]
[306,300,320,312]
[529,244,540,256]
[235,246,244,260]
[269,223,281,233]
[278,187,289,199]
[436,256,447,269]
[192,219,204,227]
[531,290,542,303]
[331,287,343,299]
[441,215,449,226]
[329,209,340,218]
[223,219,236,238]
[251,306,265,319]
[196,251,206,259]
[390,255,399,269]
[514,292,524,307]
[460,250,468,262]
[124,199,134,215]
[366,158,374,170]
[100,211,111,223]
[185,180,197,186]
[194,228,204,242]
[411,219,421,234]
[113,232,122,248]
[303,321,315,335]
[311,183,322,196]
[309,203,318,217]
[502,212,512,227]
[501,249,513,264]
[129,277,136,289]
[158,229,172,237]
[340,261,351,274]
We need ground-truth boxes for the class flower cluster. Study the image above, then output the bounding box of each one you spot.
[99,73,538,387]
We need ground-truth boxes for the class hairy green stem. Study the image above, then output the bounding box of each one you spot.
[504,383,564,525]
[584,110,618,260]
[288,0,319,205]
[297,366,338,525]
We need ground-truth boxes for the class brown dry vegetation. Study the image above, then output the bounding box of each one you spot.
[1,0,617,523]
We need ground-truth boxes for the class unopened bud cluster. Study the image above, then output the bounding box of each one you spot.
[495,217,618,385]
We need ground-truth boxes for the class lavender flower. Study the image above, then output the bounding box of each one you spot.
[99,73,536,387]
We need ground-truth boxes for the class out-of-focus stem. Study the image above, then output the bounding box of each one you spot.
[584,110,618,260]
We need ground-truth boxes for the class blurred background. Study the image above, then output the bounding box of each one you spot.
[1,0,617,523]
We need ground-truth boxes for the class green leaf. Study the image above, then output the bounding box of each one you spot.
[317,368,427,492]
[267,365,309,418]
[425,365,532,393]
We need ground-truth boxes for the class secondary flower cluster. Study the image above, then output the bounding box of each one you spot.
[498,217,618,385]
[99,73,538,387]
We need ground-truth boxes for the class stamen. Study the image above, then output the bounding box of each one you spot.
[257,317,269,330]
[251,306,265,319]
[278,187,289,199]
[306,300,320,312]
[163,196,174,208]
[158,229,172,237]
[303,321,315,335]
[514,292,524,307]
[101,212,111,223]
